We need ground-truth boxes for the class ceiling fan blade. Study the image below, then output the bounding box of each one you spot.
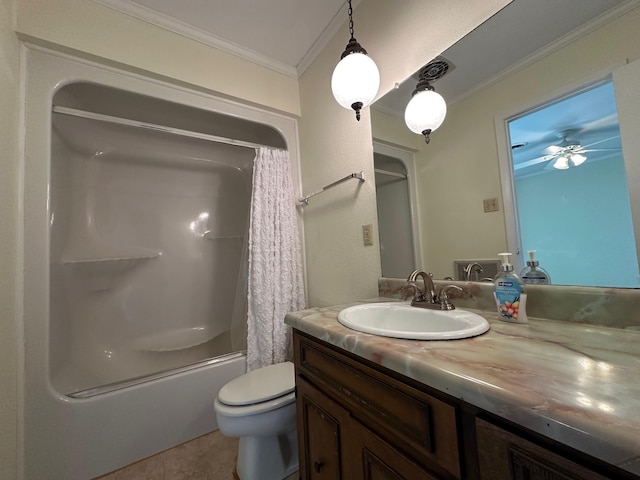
[544,145,564,154]
[513,155,552,171]
[582,134,620,149]
[576,113,619,133]
[580,148,621,153]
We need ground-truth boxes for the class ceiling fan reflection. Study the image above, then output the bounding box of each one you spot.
[513,133,621,172]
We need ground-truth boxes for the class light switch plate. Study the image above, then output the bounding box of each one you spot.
[483,198,499,213]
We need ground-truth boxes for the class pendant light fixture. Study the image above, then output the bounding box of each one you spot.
[404,58,450,144]
[331,0,380,121]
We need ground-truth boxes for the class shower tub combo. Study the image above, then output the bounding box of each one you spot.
[22,48,301,479]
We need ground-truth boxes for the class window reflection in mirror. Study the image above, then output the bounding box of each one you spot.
[507,79,640,287]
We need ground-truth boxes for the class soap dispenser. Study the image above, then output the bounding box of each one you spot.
[493,253,528,324]
[520,250,551,285]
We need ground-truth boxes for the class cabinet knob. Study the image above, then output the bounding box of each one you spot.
[313,460,324,473]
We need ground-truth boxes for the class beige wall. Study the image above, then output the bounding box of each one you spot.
[415,6,640,279]
[371,108,422,151]
[0,0,20,477]
[16,0,300,116]
[299,0,510,306]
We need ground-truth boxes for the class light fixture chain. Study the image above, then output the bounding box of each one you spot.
[347,0,354,39]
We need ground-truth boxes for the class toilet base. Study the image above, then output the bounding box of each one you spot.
[236,427,298,480]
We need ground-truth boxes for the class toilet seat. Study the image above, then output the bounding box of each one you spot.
[214,390,296,417]
[218,361,295,406]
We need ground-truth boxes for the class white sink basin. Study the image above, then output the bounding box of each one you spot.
[337,302,490,340]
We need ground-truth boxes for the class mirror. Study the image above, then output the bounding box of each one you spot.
[371,0,640,287]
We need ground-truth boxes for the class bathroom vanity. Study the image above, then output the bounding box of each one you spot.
[286,300,640,480]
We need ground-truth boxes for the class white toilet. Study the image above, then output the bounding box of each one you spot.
[214,361,298,480]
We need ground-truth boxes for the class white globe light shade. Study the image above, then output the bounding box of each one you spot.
[553,156,570,170]
[331,52,380,110]
[570,153,587,166]
[404,89,447,134]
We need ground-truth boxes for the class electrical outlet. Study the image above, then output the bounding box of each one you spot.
[362,224,374,246]
[483,197,499,213]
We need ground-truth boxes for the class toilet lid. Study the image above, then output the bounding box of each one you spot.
[218,361,295,406]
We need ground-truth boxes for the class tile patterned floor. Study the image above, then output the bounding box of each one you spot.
[96,430,298,479]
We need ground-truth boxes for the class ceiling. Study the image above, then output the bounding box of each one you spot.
[93,0,634,98]
[93,0,351,77]
[373,0,632,116]
[94,0,635,174]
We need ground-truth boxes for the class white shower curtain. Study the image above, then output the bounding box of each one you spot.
[247,147,306,371]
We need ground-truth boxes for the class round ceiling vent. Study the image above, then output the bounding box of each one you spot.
[415,57,454,82]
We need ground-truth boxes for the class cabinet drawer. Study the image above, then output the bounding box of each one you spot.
[294,332,461,479]
[476,418,611,480]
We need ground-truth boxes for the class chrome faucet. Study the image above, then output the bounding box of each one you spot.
[407,270,439,309]
[407,270,471,310]
[464,262,483,281]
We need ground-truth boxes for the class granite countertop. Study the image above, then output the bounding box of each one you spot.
[285,298,640,476]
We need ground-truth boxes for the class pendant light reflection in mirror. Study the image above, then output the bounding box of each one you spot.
[404,57,451,144]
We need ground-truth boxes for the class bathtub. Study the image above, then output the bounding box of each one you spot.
[26,354,246,479]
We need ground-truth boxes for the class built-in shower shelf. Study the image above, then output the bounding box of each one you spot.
[202,232,245,241]
[64,253,161,288]
[130,325,225,352]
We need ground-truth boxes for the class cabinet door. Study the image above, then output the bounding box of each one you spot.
[354,419,441,480]
[297,375,442,480]
[294,331,461,478]
[476,418,610,480]
[296,375,357,480]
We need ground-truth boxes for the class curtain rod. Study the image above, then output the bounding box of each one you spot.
[298,171,365,205]
[52,106,266,151]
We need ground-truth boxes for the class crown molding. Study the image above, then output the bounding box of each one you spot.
[296,0,361,77]
[91,0,298,78]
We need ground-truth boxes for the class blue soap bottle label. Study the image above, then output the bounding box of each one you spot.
[495,280,522,321]
[494,253,528,323]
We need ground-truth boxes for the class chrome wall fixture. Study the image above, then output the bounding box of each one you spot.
[298,171,365,205]
[331,0,380,121]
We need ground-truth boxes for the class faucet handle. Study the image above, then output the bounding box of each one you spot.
[438,285,468,310]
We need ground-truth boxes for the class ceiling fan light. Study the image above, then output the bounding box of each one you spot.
[404,89,447,142]
[570,153,587,166]
[553,155,570,170]
[331,51,380,119]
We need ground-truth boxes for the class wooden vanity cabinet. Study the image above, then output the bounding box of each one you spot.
[293,330,638,480]
[294,331,462,480]
[296,375,439,480]
[476,418,611,480]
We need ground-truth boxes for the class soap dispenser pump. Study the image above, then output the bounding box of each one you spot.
[520,250,551,285]
[493,252,528,324]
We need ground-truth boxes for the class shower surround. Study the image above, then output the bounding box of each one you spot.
[22,48,301,479]
[51,110,254,395]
